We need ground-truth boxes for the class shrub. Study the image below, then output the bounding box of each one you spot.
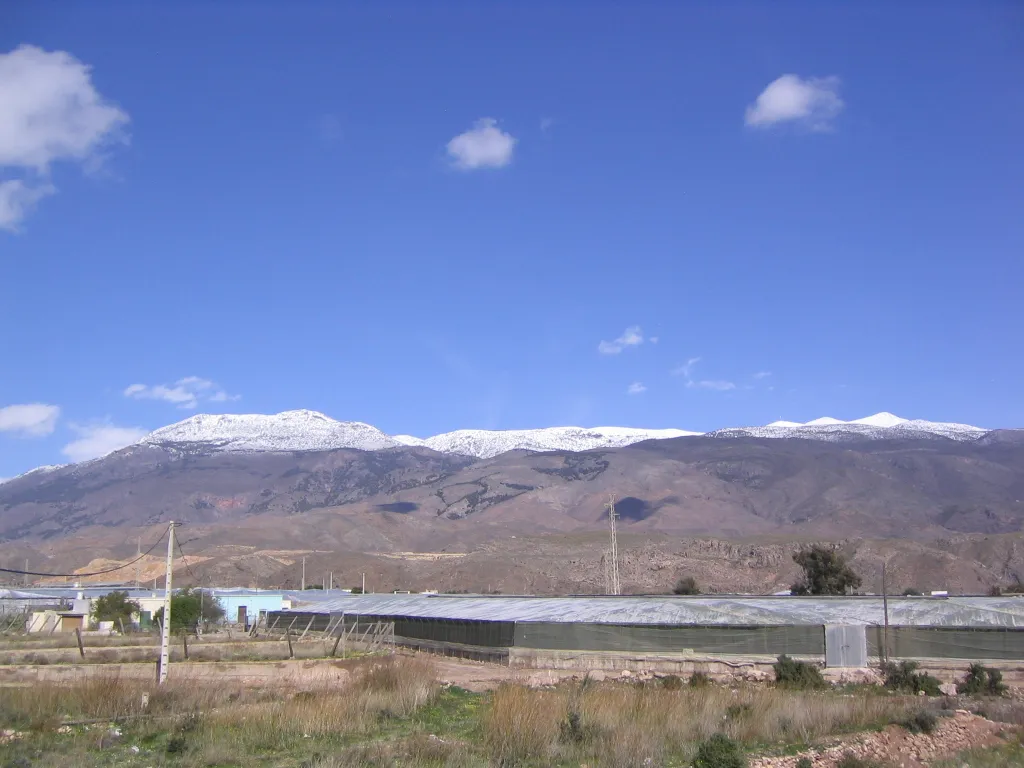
[692,733,746,768]
[791,545,862,596]
[957,663,1007,697]
[688,671,711,688]
[91,590,141,627]
[880,661,942,696]
[900,709,938,734]
[674,576,701,595]
[796,759,813,768]
[773,655,827,690]
[660,674,683,690]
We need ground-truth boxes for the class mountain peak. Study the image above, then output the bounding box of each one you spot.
[142,410,398,453]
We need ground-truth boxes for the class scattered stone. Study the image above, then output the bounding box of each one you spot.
[940,683,958,696]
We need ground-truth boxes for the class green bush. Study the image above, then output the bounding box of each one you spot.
[900,709,938,734]
[880,661,942,696]
[796,759,813,768]
[674,576,701,595]
[692,733,746,768]
[660,674,683,690]
[957,663,1007,697]
[688,671,712,688]
[773,655,827,690]
[836,755,883,768]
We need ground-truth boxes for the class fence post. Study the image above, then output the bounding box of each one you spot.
[183,632,189,660]
[75,627,85,658]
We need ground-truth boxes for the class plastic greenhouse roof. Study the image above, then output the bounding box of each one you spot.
[286,594,1024,628]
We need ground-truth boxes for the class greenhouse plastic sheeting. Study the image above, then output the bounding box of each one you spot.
[288,594,1024,628]
[513,623,824,655]
[867,626,1024,661]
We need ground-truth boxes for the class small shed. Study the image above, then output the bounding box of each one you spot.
[55,612,86,633]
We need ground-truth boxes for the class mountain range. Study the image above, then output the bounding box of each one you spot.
[1,409,1021,594]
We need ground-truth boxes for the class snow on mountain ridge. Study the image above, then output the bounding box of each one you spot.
[92,409,991,464]
[421,426,702,459]
[142,409,400,452]
[711,412,985,443]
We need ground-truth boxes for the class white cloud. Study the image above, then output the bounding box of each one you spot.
[123,377,238,409]
[627,382,647,395]
[598,326,645,355]
[649,336,659,345]
[0,179,54,231]
[540,117,555,132]
[62,423,147,463]
[0,44,128,231]
[0,403,60,436]
[672,358,735,392]
[447,118,516,170]
[671,357,701,378]
[688,379,736,391]
[753,371,772,379]
[745,74,843,130]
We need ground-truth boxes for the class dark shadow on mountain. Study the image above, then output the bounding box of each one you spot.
[598,495,679,523]
[374,502,418,514]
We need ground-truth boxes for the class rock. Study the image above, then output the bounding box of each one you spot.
[589,670,606,682]
[940,683,958,696]
[620,669,634,678]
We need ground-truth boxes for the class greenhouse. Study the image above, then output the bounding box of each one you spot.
[267,593,1024,665]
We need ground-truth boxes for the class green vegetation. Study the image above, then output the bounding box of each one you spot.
[674,575,701,595]
[0,654,920,768]
[692,733,747,768]
[880,660,942,696]
[791,544,862,596]
[796,758,814,768]
[773,654,827,690]
[957,662,1008,697]
[90,589,140,627]
[899,708,938,734]
[152,587,225,632]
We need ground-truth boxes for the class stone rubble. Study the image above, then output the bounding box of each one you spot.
[749,711,1006,768]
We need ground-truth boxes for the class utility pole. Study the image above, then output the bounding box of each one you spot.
[329,571,333,593]
[135,536,141,588]
[881,560,890,665]
[24,559,28,588]
[361,572,365,595]
[158,521,175,685]
[301,557,306,591]
[607,495,621,596]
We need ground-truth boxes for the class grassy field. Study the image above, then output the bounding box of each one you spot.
[0,655,1020,767]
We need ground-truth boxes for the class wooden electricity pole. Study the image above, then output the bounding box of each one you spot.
[881,560,890,665]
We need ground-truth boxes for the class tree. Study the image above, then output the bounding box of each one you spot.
[153,588,225,633]
[673,576,701,595]
[791,545,861,596]
[91,590,141,628]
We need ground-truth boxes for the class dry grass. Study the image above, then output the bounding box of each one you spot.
[483,678,912,766]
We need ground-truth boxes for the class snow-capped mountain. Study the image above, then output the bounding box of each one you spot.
[409,426,702,459]
[141,410,401,452]
[92,409,991,465]
[710,412,986,443]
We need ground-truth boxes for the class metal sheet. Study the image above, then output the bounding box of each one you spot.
[825,625,867,667]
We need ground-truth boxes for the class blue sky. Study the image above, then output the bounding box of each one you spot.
[1,2,1022,477]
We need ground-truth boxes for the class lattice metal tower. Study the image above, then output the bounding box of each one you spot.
[607,495,621,595]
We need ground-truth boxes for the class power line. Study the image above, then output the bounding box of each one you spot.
[174,535,201,584]
[0,525,170,578]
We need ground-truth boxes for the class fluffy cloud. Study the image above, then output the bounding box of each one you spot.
[447,118,516,170]
[123,376,238,409]
[753,371,772,379]
[672,358,736,392]
[745,74,843,130]
[0,403,60,436]
[0,44,128,230]
[627,382,647,395]
[62,423,147,463]
[598,326,645,355]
